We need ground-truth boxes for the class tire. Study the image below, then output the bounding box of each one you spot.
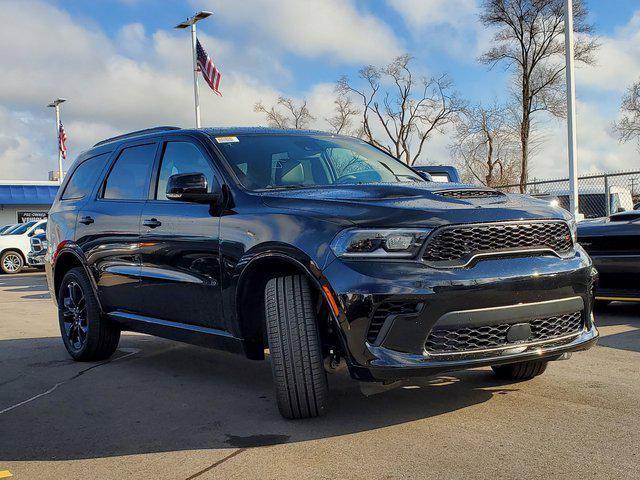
[491,360,548,380]
[58,267,120,361]
[265,275,329,419]
[1,250,24,274]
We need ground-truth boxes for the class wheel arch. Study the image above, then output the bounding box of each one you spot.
[235,249,338,360]
[0,247,27,263]
[53,248,101,310]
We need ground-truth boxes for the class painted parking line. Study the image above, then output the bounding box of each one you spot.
[0,471,13,478]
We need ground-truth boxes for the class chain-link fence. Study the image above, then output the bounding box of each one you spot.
[495,171,640,219]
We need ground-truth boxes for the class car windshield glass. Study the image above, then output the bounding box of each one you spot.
[7,221,36,235]
[212,134,423,190]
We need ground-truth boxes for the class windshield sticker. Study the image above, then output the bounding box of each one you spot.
[215,136,239,143]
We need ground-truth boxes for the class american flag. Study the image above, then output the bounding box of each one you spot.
[196,38,222,96]
[58,121,68,159]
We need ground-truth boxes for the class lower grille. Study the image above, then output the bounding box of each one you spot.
[367,301,423,343]
[424,311,583,354]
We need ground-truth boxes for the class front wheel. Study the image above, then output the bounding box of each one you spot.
[58,267,120,361]
[1,250,24,274]
[491,360,548,380]
[265,275,329,419]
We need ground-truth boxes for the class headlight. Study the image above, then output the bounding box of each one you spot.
[330,228,431,259]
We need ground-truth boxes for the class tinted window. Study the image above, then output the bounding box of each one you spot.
[62,153,110,200]
[103,144,157,200]
[213,134,422,190]
[156,142,216,200]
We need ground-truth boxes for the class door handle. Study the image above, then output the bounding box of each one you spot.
[143,218,162,228]
[79,216,94,225]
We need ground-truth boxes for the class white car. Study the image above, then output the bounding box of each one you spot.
[0,220,46,274]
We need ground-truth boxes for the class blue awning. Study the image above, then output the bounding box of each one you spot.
[0,185,59,205]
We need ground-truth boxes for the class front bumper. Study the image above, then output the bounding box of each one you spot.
[322,247,598,382]
[27,253,45,266]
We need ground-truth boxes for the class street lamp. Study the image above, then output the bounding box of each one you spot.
[47,98,66,184]
[175,11,213,128]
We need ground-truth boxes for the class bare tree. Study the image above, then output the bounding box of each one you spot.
[337,54,464,166]
[254,96,315,129]
[615,80,640,149]
[479,0,598,191]
[325,95,360,135]
[452,104,520,187]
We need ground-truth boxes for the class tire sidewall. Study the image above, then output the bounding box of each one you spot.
[57,268,99,359]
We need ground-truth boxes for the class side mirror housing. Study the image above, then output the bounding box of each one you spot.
[166,173,220,204]
[33,228,45,236]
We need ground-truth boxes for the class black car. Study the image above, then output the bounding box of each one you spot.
[46,127,598,419]
[578,210,640,304]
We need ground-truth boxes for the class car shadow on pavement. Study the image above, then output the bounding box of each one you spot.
[594,302,640,353]
[0,334,512,462]
[0,272,50,300]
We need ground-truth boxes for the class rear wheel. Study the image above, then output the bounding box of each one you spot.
[264,275,329,419]
[491,360,548,380]
[1,250,24,274]
[58,267,120,361]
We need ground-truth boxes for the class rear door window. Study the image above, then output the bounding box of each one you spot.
[61,153,110,200]
[103,144,157,200]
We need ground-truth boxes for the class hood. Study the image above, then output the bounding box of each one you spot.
[259,183,570,227]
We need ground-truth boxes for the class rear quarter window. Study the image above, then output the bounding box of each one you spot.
[61,153,110,200]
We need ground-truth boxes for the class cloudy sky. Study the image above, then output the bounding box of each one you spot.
[0,0,638,181]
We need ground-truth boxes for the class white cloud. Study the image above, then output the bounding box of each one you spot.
[577,11,640,92]
[387,0,491,60]
[533,101,639,180]
[0,0,292,179]
[195,0,403,64]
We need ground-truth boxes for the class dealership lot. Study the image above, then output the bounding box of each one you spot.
[0,273,638,479]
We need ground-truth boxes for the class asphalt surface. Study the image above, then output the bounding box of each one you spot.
[0,272,638,479]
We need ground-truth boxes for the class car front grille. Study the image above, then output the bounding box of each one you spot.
[367,301,423,343]
[422,221,573,266]
[424,311,583,354]
[434,189,504,199]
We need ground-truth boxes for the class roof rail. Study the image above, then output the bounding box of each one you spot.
[93,126,181,147]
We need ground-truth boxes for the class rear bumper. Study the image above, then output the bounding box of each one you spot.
[322,247,598,381]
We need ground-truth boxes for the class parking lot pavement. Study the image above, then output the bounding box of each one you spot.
[0,273,638,479]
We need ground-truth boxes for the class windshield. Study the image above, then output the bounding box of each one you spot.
[212,134,423,190]
[6,221,36,235]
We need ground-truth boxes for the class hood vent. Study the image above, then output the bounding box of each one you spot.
[434,189,505,199]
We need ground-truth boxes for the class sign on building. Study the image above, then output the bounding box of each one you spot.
[17,211,48,223]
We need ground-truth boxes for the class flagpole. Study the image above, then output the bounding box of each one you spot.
[175,11,212,129]
[47,97,66,185]
[191,23,201,128]
[564,0,579,220]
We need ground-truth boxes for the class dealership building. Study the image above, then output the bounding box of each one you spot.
[0,181,59,227]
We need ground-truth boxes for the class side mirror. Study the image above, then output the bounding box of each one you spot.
[417,171,433,181]
[166,173,220,204]
[33,228,45,235]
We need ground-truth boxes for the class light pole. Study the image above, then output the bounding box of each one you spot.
[47,98,66,184]
[175,11,213,128]
[564,0,579,220]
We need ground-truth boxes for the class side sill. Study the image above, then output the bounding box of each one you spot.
[108,311,246,355]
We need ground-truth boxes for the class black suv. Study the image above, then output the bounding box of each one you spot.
[46,127,598,419]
